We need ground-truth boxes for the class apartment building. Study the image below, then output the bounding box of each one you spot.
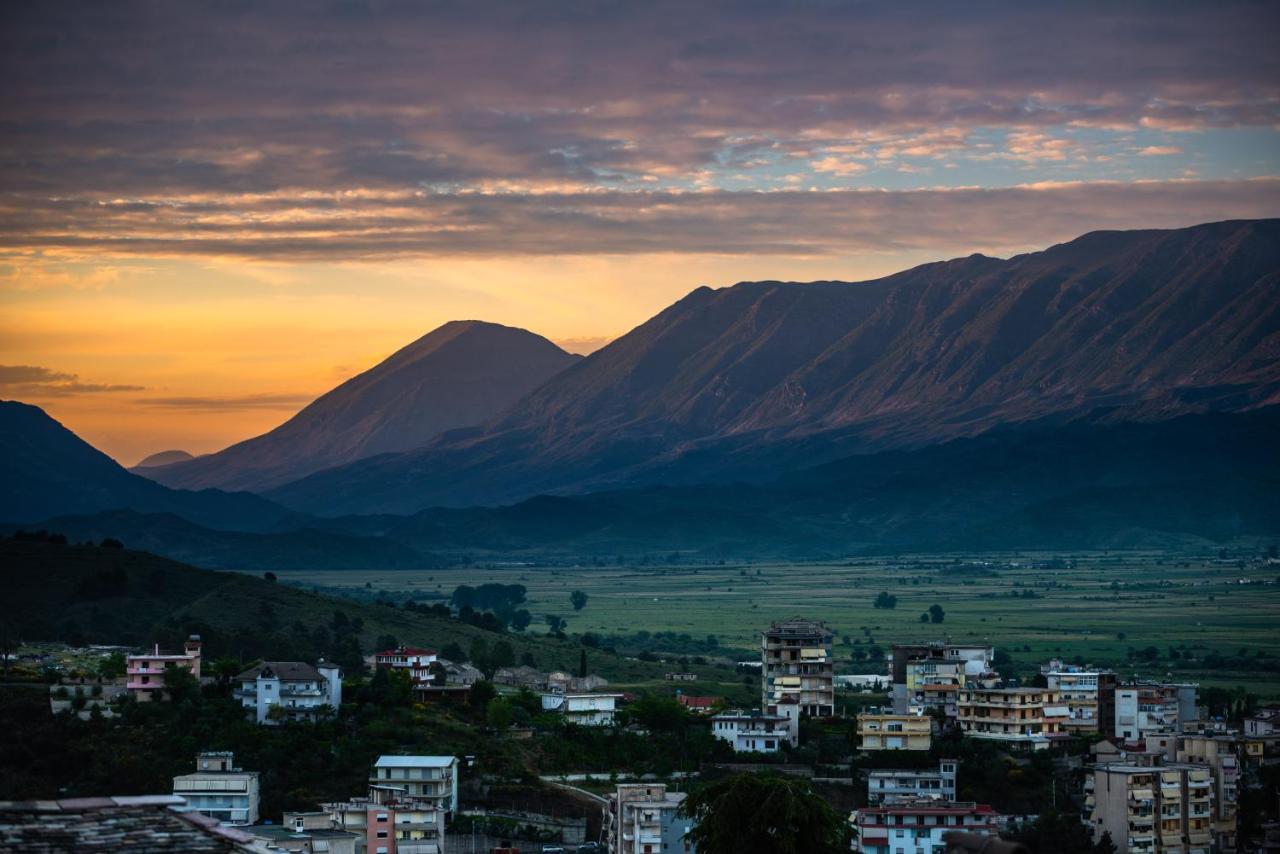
[761,617,834,717]
[956,687,1069,750]
[1114,682,1198,742]
[126,635,202,701]
[540,692,622,727]
[849,799,1000,854]
[1170,734,1240,852]
[857,711,932,751]
[1086,763,1215,854]
[234,660,342,724]
[171,751,260,827]
[866,759,957,804]
[374,647,438,684]
[710,704,799,753]
[247,811,359,853]
[605,783,696,854]
[326,755,459,854]
[1040,659,1117,734]
[1244,706,1280,737]
[890,642,995,717]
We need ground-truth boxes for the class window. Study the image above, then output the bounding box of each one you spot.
[376,830,388,839]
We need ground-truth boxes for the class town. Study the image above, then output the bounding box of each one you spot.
[4,608,1279,854]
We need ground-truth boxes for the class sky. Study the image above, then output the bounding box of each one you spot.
[2,1,1279,465]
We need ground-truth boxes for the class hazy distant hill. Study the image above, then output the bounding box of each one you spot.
[142,321,579,493]
[0,400,295,531]
[268,219,1280,515]
[131,450,195,469]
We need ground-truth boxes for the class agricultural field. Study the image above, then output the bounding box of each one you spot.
[272,549,1280,698]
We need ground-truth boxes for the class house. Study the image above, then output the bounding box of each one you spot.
[0,795,260,851]
[866,760,957,804]
[675,695,721,715]
[761,617,834,717]
[493,665,548,691]
[541,692,621,727]
[710,705,798,753]
[246,811,359,853]
[234,661,342,725]
[1244,705,1280,737]
[1039,660,1117,735]
[889,642,995,717]
[849,799,1000,854]
[605,783,696,854]
[326,755,459,854]
[374,647,438,684]
[171,751,260,827]
[956,687,1070,749]
[545,670,611,694]
[1086,763,1215,854]
[126,635,202,701]
[857,711,932,751]
[1112,681,1198,741]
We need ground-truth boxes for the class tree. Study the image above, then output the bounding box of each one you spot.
[578,648,588,679]
[510,609,532,632]
[210,656,243,687]
[545,614,567,636]
[680,773,847,853]
[919,612,930,622]
[162,665,199,703]
[469,679,497,709]
[928,603,945,624]
[570,590,589,611]
[442,642,466,662]
[486,698,514,730]
[376,634,399,652]
[263,571,277,582]
[873,592,897,609]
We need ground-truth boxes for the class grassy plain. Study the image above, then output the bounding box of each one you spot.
[274,550,1280,698]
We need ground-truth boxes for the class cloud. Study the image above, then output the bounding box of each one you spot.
[1138,145,1184,156]
[0,364,144,395]
[0,179,1276,261]
[137,393,315,411]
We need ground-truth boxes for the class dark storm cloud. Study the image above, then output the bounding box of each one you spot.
[0,1,1277,257]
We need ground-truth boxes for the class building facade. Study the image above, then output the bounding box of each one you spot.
[890,643,995,717]
[1040,659,1117,734]
[234,660,342,724]
[126,635,202,701]
[171,751,260,827]
[1086,763,1215,854]
[956,687,1069,749]
[761,617,834,717]
[541,692,621,727]
[374,647,438,684]
[857,712,932,751]
[605,783,696,854]
[710,704,799,753]
[326,755,459,854]
[1114,682,1198,742]
[849,799,1000,854]
[866,760,958,804]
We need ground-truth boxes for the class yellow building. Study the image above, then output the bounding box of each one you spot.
[857,712,932,751]
[957,687,1068,750]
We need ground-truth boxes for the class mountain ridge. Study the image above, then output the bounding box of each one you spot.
[267,218,1280,515]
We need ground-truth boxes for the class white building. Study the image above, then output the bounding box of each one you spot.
[327,755,459,854]
[866,760,957,805]
[370,755,459,816]
[234,660,342,724]
[710,705,799,753]
[1115,682,1198,741]
[605,783,696,854]
[541,692,621,727]
[171,751,260,826]
[850,799,1000,854]
[374,646,439,683]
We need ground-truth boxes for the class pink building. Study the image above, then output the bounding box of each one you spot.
[127,635,202,701]
[374,647,438,684]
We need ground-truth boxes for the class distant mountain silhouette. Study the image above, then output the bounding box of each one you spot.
[0,400,294,531]
[141,321,579,493]
[131,449,195,469]
[267,219,1280,515]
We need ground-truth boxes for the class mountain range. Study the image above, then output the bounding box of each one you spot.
[141,320,579,493]
[264,218,1280,515]
[5,218,1278,562]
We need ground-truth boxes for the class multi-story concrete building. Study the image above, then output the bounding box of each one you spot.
[1244,706,1280,736]
[710,704,798,753]
[326,755,459,854]
[849,799,1000,854]
[1170,734,1240,852]
[1086,763,1215,854]
[246,811,359,853]
[605,783,696,854]
[374,647,438,684]
[171,751,260,827]
[1114,681,1198,742]
[866,759,958,804]
[956,687,1069,750]
[1040,659,1117,734]
[126,635,202,701]
[890,642,995,717]
[233,660,342,724]
[540,692,621,727]
[857,711,932,751]
[761,618,834,717]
